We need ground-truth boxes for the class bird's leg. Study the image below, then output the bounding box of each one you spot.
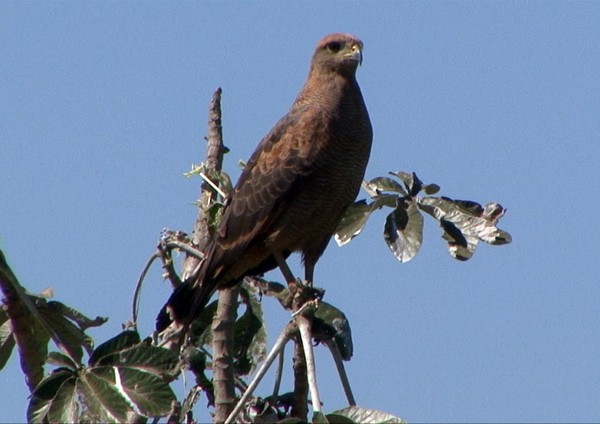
[304,261,315,286]
[273,251,297,284]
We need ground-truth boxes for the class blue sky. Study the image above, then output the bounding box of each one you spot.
[1,1,599,422]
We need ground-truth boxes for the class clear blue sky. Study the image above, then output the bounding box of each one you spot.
[2,1,599,422]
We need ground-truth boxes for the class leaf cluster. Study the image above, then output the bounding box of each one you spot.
[336,171,512,262]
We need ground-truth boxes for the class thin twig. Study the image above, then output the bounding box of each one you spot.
[271,341,286,405]
[199,171,227,199]
[296,312,322,413]
[164,241,206,262]
[131,252,161,328]
[325,340,356,406]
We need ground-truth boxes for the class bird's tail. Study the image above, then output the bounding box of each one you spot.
[156,283,203,332]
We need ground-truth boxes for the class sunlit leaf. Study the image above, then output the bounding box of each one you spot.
[419,197,511,260]
[440,219,476,261]
[91,366,176,417]
[326,413,356,423]
[79,368,130,422]
[335,195,397,247]
[333,406,406,423]
[367,177,406,195]
[335,200,373,246]
[390,171,423,196]
[383,199,424,263]
[313,411,330,423]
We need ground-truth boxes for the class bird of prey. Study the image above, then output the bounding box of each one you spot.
[157,33,372,332]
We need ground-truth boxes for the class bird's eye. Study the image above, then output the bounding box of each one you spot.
[326,41,342,53]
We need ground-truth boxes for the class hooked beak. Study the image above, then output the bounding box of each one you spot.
[348,43,363,66]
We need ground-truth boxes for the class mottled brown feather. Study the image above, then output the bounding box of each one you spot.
[157,33,372,331]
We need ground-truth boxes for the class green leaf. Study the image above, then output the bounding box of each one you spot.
[47,375,78,424]
[79,368,131,423]
[189,300,219,346]
[312,302,353,361]
[234,285,267,375]
[88,330,140,366]
[91,366,176,417]
[335,195,397,247]
[45,300,108,331]
[423,183,441,195]
[325,413,356,424]
[313,411,329,423]
[390,171,423,196]
[47,351,78,370]
[27,368,76,423]
[335,200,373,247]
[383,198,424,263]
[367,177,407,195]
[0,311,15,371]
[38,302,93,364]
[332,406,406,423]
[99,344,179,378]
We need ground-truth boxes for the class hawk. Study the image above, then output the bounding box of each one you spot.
[157,33,372,332]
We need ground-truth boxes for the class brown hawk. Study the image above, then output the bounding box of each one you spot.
[157,33,372,332]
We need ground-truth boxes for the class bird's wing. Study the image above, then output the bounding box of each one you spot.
[208,104,328,278]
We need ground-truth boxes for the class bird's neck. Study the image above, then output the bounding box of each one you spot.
[292,68,358,111]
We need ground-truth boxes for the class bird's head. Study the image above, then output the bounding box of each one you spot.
[311,33,364,76]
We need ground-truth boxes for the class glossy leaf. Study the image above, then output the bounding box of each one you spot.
[91,366,176,417]
[79,368,131,422]
[390,171,423,196]
[383,199,424,263]
[333,406,406,423]
[335,195,397,247]
[419,197,512,260]
[335,200,373,246]
[367,176,406,195]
